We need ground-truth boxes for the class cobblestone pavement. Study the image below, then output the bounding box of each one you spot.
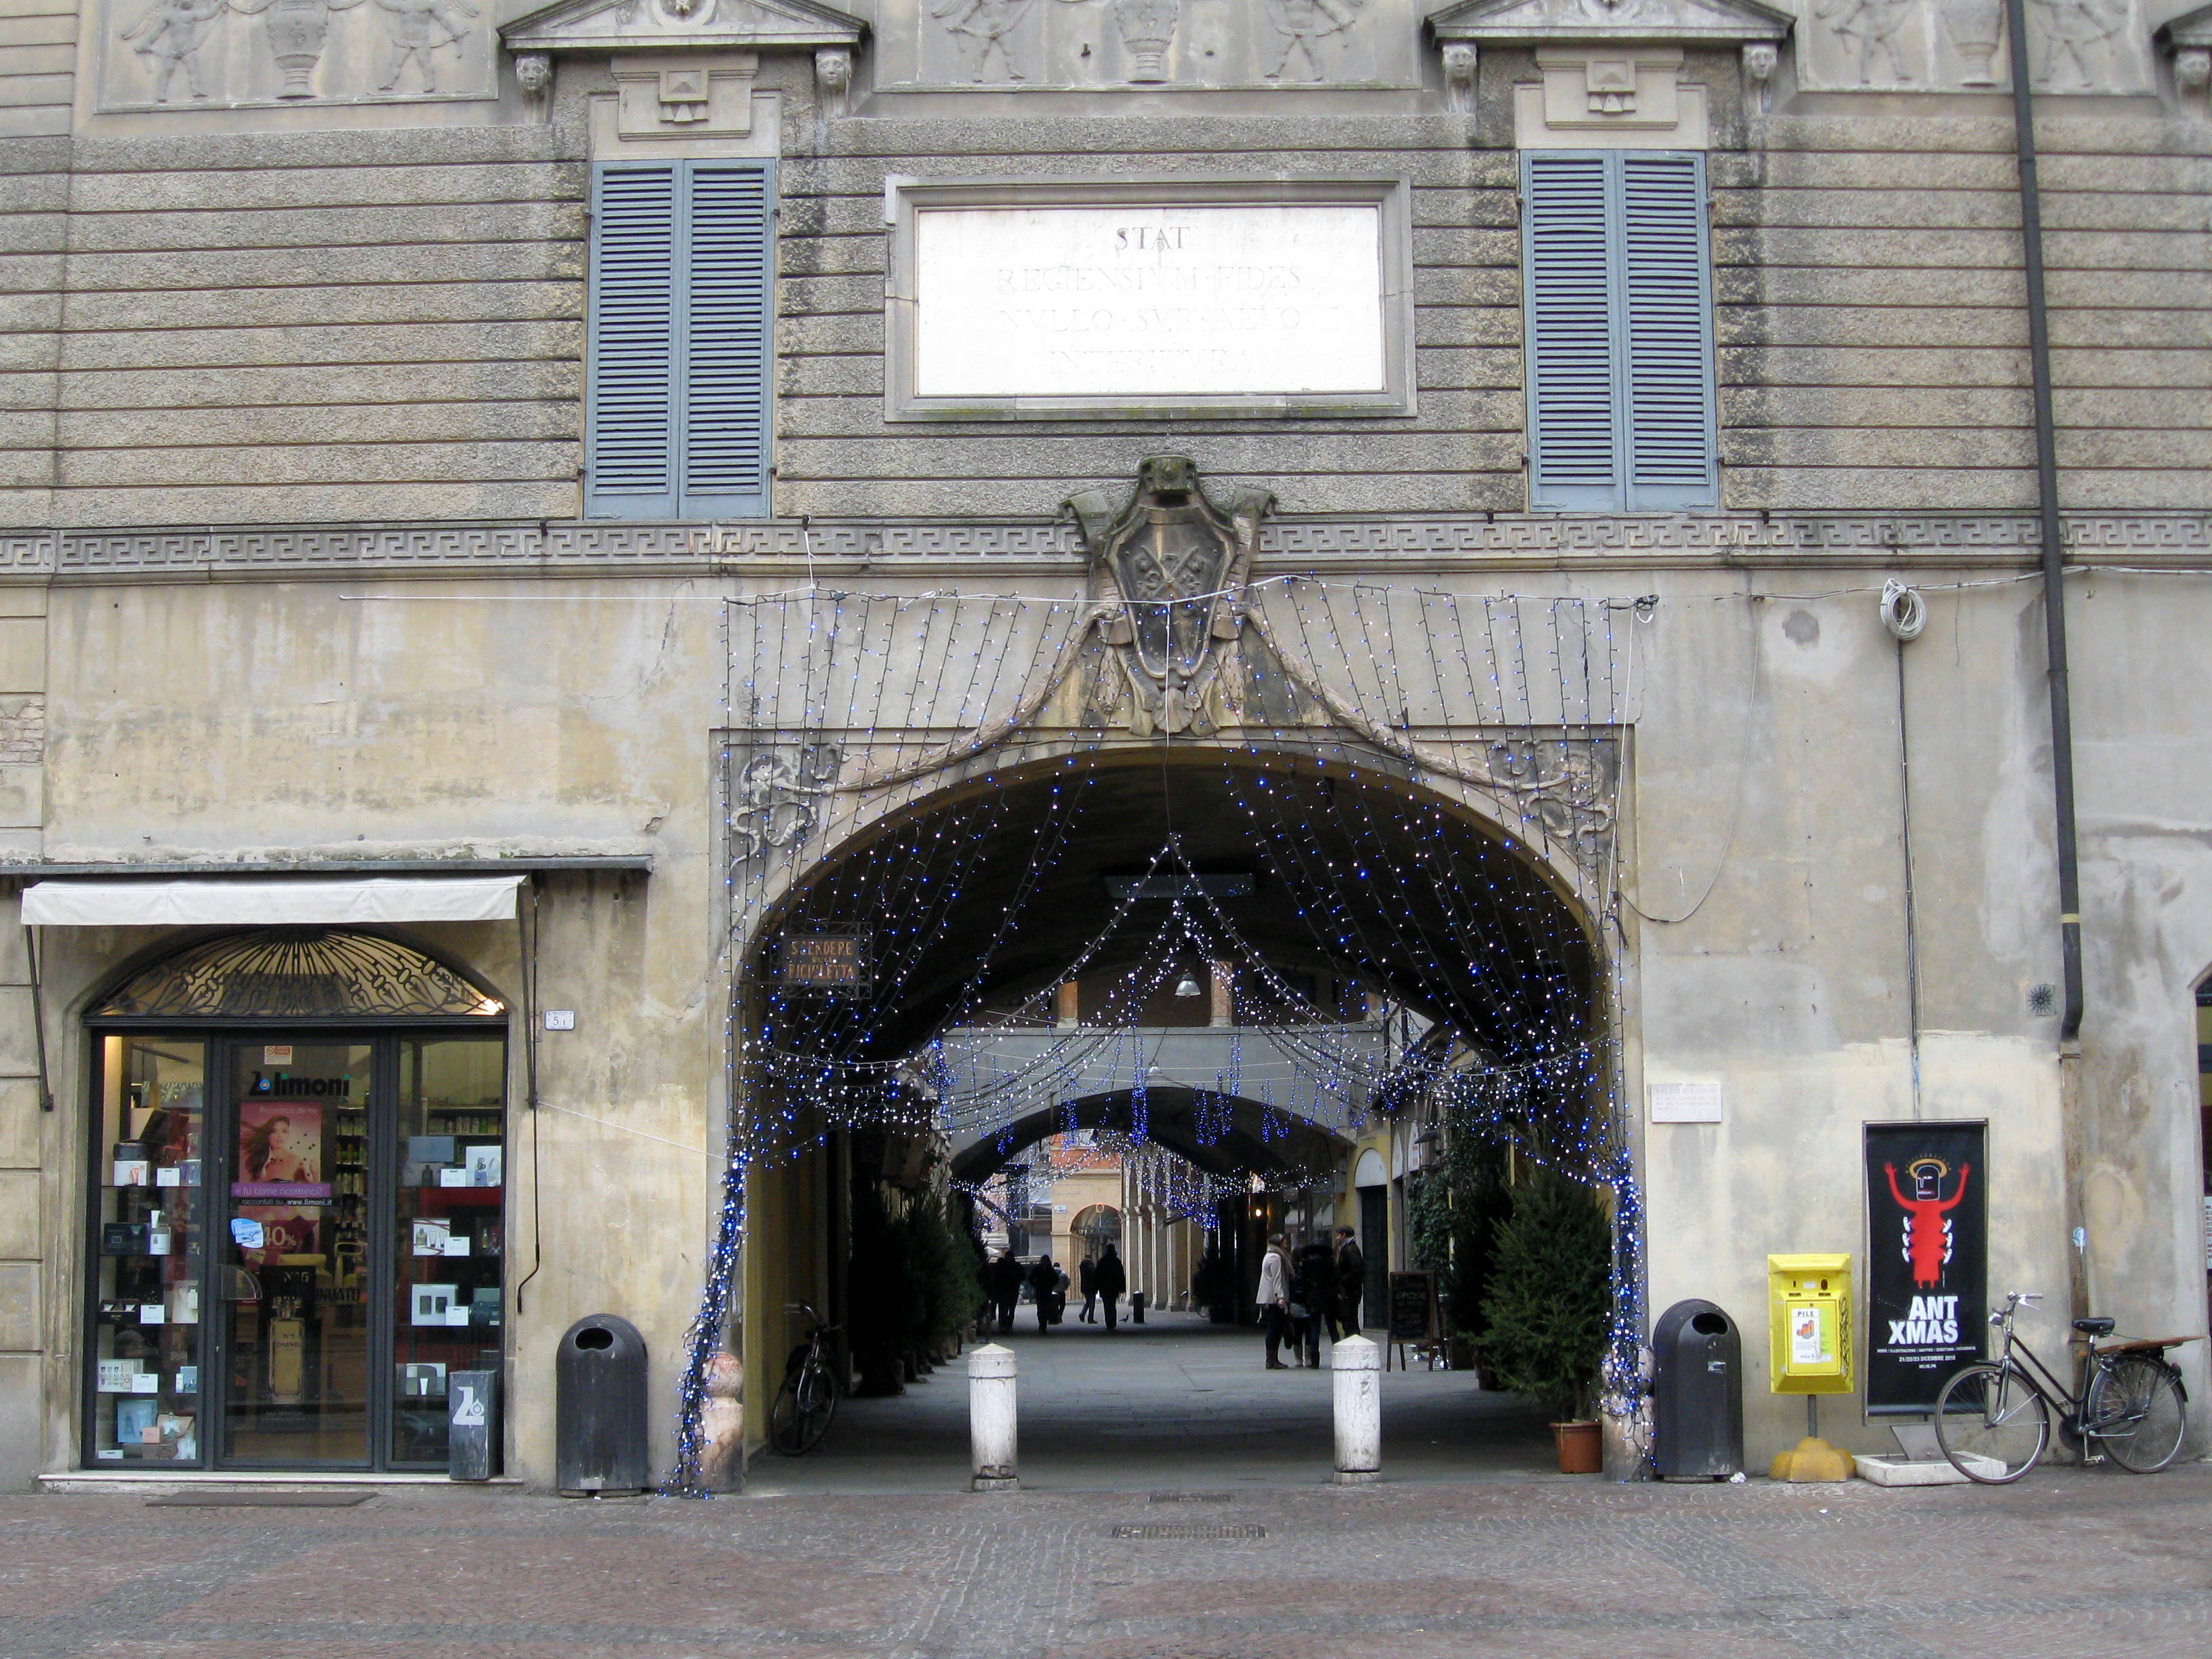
[3,1463,2209,1659]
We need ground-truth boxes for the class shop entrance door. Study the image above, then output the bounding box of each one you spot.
[219,1038,374,1467]
[212,1034,508,1470]
[88,1025,507,1473]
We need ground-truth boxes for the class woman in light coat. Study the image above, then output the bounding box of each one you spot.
[1256,1234,1292,1370]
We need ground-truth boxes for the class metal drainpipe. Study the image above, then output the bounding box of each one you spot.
[2003,0,2085,1045]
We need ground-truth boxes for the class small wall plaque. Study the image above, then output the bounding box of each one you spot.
[778,934,871,990]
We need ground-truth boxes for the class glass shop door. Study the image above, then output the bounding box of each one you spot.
[216,1038,375,1467]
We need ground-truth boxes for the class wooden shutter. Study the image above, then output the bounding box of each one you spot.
[1521,150,1717,512]
[586,165,680,518]
[680,162,774,518]
[587,160,774,520]
[1619,152,1717,509]
[1521,152,1621,510]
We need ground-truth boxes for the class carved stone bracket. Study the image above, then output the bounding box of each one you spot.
[1441,40,1477,108]
[2160,3,2212,110]
[513,47,553,115]
[1741,39,1776,112]
[814,43,852,115]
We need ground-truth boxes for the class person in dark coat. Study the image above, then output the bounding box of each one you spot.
[991,1250,1023,1334]
[1332,1225,1366,1338]
[1028,1255,1059,1333]
[1293,1236,1336,1366]
[1078,1254,1099,1322]
[1092,1244,1127,1332]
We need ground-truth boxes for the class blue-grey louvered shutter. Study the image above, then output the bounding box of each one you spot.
[1620,152,1717,509]
[587,165,680,519]
[679,161,774,518]
[1521,152,1621,511]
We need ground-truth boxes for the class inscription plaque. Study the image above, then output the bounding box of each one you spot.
[887,180,1415,420]
[916,205,1382,400]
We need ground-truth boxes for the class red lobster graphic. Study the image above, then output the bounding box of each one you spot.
[1885,1160,1969,1290]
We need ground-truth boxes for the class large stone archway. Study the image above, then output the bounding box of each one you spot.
[671,462,1643,1490]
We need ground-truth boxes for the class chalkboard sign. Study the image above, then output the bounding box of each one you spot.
[1387,1271,1437,1343]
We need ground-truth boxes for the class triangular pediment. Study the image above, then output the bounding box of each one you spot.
[2158,1,2212,47]
[1429,0,1790,43]
[501,0,865,54]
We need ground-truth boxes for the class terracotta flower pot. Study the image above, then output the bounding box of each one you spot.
[1553,1419,1603,1474]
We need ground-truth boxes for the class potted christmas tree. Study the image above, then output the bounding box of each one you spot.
[1479,1171,1612,1473]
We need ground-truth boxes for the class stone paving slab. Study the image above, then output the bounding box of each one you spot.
[747,1311,1563,1496]
[5,1466,2209,1659]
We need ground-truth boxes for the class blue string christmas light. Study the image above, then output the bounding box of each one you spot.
[668,584,1654,1494]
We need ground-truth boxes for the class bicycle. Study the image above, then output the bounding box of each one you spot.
[1933,1290,2192,1484]
[768,1303,843,1456]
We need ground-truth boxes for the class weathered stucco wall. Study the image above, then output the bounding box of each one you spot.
[0,549,2203,1484]
[21,580,730,1486]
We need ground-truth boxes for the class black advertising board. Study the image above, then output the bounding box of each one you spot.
[1387,1271,1437,1343]
[1864,1122,1987,1414]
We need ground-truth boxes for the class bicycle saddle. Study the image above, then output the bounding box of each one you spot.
[2072,1316,2116,1337]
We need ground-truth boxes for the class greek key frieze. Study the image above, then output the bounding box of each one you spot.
[13,513,2207,584]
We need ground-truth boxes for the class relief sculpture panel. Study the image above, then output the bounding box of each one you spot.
[873,0,1422,89]
[1793,0,2152,91]
[98,0,497,110]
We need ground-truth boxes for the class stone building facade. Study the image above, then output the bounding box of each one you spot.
[0,0,2209,1488]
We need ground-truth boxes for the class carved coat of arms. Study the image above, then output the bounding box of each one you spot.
[1064,455,1273,737]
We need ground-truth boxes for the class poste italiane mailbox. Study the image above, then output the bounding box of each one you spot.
[1766,1254,1855,1481]
[1767,1253,1851,1394]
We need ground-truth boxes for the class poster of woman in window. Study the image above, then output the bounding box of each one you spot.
[232,1103,330,1201]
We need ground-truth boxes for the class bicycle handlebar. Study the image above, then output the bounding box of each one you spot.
[1990,1290,2044,1324]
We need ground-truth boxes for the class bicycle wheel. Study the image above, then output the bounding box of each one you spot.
[1935,1362,2051,1483]
[2087,1354,2187,1473]
[769,1361,837,1456]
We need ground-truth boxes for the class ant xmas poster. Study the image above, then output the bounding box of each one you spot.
[1864,1122,1987,1414]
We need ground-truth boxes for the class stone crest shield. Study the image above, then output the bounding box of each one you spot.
[1064,456,1273,736]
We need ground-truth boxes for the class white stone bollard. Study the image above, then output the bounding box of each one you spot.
[1332,1334,1380,1484]
[968,1343,1019,1492]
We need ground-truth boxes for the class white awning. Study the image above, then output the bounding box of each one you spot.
[21,876,525,927]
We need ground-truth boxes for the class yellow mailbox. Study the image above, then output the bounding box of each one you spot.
[1767,1253,1852,1395]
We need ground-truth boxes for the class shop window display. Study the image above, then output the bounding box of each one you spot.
[392,1037,506,1467]
[83,932,507,1473]
[90,1037,207,1465]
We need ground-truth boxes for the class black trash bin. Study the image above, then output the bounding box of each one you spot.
[1652,1298,1744,1480]
[1130,1291,1146,1325]
[556,1314,649,1496]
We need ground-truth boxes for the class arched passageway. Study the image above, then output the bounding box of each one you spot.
[707,743,1624,1492]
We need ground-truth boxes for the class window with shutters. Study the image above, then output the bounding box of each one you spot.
[1519,150,1717,512]
[586,160,774,520]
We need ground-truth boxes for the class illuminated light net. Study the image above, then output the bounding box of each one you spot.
[668,581,1654,1494]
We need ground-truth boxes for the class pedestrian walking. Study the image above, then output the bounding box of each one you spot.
[1029,1255,1059,1333]
[991,1250,1023,1334]
[1078,1254,1099,1322]
[1332,1225,1365,1338]
[1293,1234,1335,1366]
[1093,1242,1127,1332]
[1052,1262,1071,1324]
[1257,1233,1292,1369]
